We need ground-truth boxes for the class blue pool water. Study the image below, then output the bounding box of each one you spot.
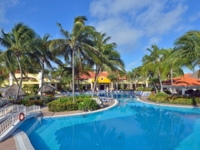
[19,94,200,150]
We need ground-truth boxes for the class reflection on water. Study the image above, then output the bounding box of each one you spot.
[18,93,200,150]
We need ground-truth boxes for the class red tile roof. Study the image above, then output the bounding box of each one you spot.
[163,73,200,86]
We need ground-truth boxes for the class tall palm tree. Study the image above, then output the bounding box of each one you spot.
[0,23,35,101]
[51,16,99,102]
[30,34,63,95]
[91,32,125,97]
[142,45,164,92]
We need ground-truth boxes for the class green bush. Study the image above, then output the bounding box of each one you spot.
[47,95,93,112]
[135,87,153,91]
[147,92,200,105]
[20,99,43,106]
[195,97,200,104]
[169,97,193,105]
[78,99,99,111]
[20,94,53,106]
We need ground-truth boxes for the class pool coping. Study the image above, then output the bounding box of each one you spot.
[136,96,200,108]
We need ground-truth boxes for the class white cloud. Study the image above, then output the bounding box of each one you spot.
[92,17,144,53]
[0,0,19,24]
[190,12,200,22]
[89,0,187,53]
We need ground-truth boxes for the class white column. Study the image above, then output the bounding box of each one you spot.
[130,82,132,89]
[9,72,13,86]
[145,81,148,88]
[91,82,93,90]
[38,72,42,95]
[38,72,42,88]
[110,82,113,90]
[182,88,185,95]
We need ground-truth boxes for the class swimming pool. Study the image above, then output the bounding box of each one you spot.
[19,94,200,150]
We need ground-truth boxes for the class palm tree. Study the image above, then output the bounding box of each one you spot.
[142,45,164,92]
[91,32,125,97]
[126,71,133,89]
[174,30,200,77]
[51,66,72,91]
[159,48,186,86]
[131,67,141,89]
[0,23,35,101]
[74,57,93,91]
[107,73,118,90]
[52,16,99,102]
[30,34,63,96]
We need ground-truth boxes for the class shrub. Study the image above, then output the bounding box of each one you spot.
[169,97,193,105]
[148,92,168,103]
[20,94,53,106]
[78,99,99,111]
[147,92,200,105]
[47,96,88,112]
[195,97,200,104]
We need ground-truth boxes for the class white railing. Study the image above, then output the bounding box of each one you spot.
[0,105,25,118]
[0,112,21,136]
[26,105,41,114]
[0,105,40,136]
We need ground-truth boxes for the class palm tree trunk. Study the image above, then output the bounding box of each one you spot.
[92,66,101,98]
[170,68,173,85]
[158,71,163,92]
[170,68,173,94]
[153,82,158,94]
[15,56,22,101]
[40,61,44,98]
[72,48,75,102]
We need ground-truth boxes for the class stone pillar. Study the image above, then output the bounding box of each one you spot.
[9,72,13,86]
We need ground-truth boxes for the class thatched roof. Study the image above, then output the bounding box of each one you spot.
[189,70,200,79]
[2,84,25,97]
[40,84,56,93]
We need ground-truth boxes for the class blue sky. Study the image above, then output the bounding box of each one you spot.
[0,0,200,73]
